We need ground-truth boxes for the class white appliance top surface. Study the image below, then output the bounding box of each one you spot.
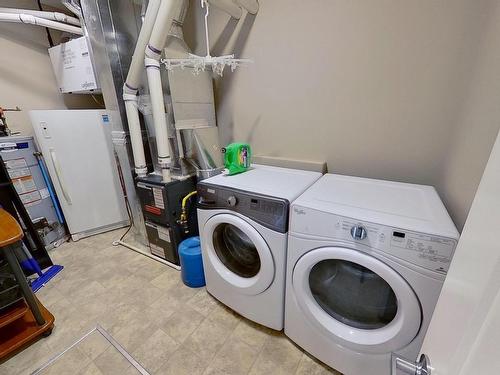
[203,164,322,201]
[293,174,459,238]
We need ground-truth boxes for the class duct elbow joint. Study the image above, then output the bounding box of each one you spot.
[135,166,148,177]
[123,84,138,97]
[145,44,162,61]
[145,57,160,69]
[122,92,138,102]
[159,156,170,168]
[19,14,35,24]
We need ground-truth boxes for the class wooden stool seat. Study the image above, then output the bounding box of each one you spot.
[0,162,55,361]
[0,208,23,248]
[0,208,54,361]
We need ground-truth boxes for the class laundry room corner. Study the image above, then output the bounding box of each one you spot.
[1,1,500,375]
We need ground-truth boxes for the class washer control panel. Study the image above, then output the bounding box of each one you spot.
[291,205,458,274]
[198,182,288,233]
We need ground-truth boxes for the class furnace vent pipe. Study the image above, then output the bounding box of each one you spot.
[0,7,81,26]
[145,0,183,181]
[123,97,147,176]
[124,0,161,95]
[122,0,161,177]
[145,57,170,172]
[145,0,181,60]
[0,12,82,34]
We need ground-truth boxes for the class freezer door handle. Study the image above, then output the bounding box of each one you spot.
[49,148,72,205]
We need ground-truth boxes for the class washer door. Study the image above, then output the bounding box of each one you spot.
[292,247,421,354]
[203,213,275,295]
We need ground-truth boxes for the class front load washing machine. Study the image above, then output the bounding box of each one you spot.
[197,165,321,330]
[285,174,459,375]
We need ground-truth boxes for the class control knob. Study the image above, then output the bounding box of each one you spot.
[350,225,367,240]
[227,195,238,207]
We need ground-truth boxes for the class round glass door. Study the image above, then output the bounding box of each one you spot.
[213,223,261,278]
[309,260,398,330]
[203,213,275,295]
[292,247,421,353]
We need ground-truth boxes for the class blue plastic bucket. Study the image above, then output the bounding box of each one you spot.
[178,236,205,288]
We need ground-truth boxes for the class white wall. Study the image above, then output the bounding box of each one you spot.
[0,0,97,136]
[185,0,500,230]
[420,127,500,375]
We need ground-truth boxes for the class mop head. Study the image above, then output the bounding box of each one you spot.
[17,243,64,292]
[30,265,64,293]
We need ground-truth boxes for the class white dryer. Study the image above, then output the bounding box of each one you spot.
[285,174,459,375]
[197,165,321,330]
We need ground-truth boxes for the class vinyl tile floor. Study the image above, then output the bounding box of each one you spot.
[0,229,339,375]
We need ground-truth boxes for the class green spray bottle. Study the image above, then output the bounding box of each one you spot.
[222,143,251,175]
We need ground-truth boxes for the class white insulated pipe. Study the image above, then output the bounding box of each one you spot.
[145,0,181,60]
[145,0,183,181]
[123,95,147,176]
[124,0,160,94]
[145,58,170,167]
[122,0,161,176]
[0,7,81,26]
[0,12,82,35]
[207,0,242,19]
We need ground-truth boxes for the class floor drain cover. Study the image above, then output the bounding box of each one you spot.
[31,325,150,374]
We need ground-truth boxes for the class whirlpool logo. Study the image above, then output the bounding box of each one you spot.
[293,207,306,215]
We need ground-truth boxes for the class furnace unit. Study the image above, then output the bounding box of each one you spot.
[136,175,198,265]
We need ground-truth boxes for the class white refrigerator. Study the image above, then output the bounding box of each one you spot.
[30,110,129,241]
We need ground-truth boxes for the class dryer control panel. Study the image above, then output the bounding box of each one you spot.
[291,205,458,274]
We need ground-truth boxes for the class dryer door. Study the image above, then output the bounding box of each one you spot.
[292,246,421,354]
[202,213,275,295]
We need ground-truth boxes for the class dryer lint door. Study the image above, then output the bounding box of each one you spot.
[292,246,422,354]
[202,213,275,295]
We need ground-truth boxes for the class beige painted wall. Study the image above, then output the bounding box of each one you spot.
[436,1,500,230]
[0,0,97,136]
[185,0,500,231]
